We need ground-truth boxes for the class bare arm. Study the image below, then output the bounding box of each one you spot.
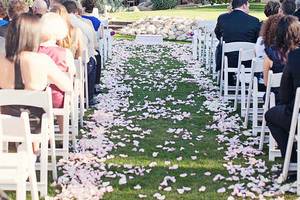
[263,55,273,86]
[65,49,76,77]
[44,55,73,92]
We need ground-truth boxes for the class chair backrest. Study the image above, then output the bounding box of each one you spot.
[0,88,52,117]
[268,71,282,88]
[251,57,264,73]
[0,112,32,154]
[222,42,255,54]
[239,49,256,62]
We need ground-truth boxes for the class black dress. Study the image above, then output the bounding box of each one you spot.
[0,59,45,134]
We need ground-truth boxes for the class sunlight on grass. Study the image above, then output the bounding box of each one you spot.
[108,3,266,21]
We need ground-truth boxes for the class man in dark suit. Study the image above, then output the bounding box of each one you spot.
[214,0,261,84]
[294,0,300,20]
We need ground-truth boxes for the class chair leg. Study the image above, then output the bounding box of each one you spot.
[297,117,300,195]
[16,179,26,200]
[252,92,258,136]
[259,115,267,151]
[40,135,48,197]
[268,135,276,161]
[49,128,57,180]
[29,164,39,200]
[63,114,70,159]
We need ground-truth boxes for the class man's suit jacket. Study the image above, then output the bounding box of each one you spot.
[214,10,261,72]
[294,9,300,21]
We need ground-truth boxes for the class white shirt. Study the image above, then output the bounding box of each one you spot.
[69,14,96,60]
[255,36,265,58]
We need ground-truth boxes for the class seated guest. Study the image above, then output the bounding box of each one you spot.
[63,0,98,105]
[80,0,103,87]
[214,0,261,84]
[0,0,29,37]
[263,15,299,86]
[39,12,75,133]
[255,1,281,58]
[279,0,296,15]
[32,0,48,16]
[0,13,72,152]
[264,0,280,17]
[261,14,285,85]
[294,0,300,20]
[0,1,8,54]
[0,1,8,26]
[265,15,300,166]
[51,3,83,59]
[81,0,101,32]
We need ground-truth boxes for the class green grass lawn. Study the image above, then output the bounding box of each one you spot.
[108,3,266,21]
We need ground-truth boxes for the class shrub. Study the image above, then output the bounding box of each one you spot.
[96,0,124,12]
[151,0,178,10]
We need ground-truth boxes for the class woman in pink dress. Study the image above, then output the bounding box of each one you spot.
[39,12,75,133]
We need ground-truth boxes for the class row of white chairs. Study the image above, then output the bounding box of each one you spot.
[0,18,114,199]
[211,40,300,194]
[192,20,218,79]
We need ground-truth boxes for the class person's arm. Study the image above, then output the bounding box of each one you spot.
[44,55,72,92]
[279,61,293,104]
[65,49,76,77]
[263,55,273,86]
[214,16,222,40]
[75,28,83,59]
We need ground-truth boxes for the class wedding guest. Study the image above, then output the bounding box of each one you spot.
[32,0,48,16]
[265,16,300,166]
[294,0,300,20]
[51,3,83,59]
[39,12,75,133]
[81,0,101,31]
[279,0,296,15]
[264,0,280,17]
[214,0,260,84]
[263,15,299,85]
[0,0,29,37]
[255,1,281,58]
[63,0,98,105]
[0,13,72,152]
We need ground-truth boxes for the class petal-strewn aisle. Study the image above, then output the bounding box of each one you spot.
[54,40,293,200]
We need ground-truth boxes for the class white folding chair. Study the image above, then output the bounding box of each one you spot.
[219,42,255,101]
[278,88,300,189]
[192,29,199,60]
[53,91,72,158]
[243,58,265,136]
[259,71,282,161]
[82,50,89,109]
[233,49,256,113]
[75,58,85,127]
[0,112,38,200]
[0,88,56,197]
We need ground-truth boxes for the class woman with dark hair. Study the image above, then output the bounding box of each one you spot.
[263,15,300,85]
[265,15,300,169]
[264,0,280,17]
[0,13,72,152]
[81,0,101,31]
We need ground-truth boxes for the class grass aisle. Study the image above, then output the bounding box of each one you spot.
[101,42,228,200]
[55,40,296,200]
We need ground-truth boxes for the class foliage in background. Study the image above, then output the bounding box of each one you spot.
[96,0,125,12]
[151,0,178,10]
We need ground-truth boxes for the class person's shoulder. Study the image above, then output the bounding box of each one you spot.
[289,48,300,59]
[245,13,260,23]
[217,12,230,20]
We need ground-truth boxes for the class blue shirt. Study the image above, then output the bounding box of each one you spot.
[0,19,8,27]
[82,15,101,32]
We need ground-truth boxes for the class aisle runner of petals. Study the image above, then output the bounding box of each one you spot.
[54,40,293,200]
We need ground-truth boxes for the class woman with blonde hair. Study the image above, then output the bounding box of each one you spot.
[39,12,76,133]
[50,3,83,59]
